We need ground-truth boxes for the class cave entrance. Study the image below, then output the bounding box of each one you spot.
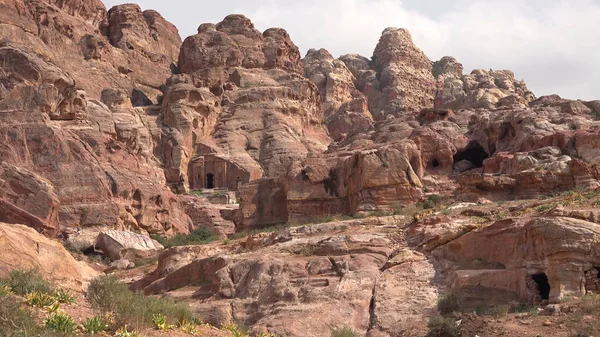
[206,173,214,189]
[428,158,441,170]
[532,273,551,300]
[453,141,489,171]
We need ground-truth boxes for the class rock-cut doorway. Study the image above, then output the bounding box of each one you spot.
[206,173,215,189]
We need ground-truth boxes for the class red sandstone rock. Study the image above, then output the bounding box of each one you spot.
[0,222,99,292]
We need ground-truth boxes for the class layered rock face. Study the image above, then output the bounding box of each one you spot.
[0,0,191,237]
[5,3,600,337]
[0,0,180,98]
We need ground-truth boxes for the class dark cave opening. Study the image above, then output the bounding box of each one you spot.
[206,173,214,189]
[430,158,440,169]
[532,273,551,300]
[453,141,490,169]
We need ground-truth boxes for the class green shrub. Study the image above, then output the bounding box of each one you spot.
[421,194,443,209]
[222,323,251,337]
[134,257,158,268]
[178,321,199,335]
[437,292,460,315]
[152,313,171,330]
[25,291,56,308]
[331,326,360,337]
[6,268,53,295]
[81,316,109,335]
[0,295,44,337]
[54,288,75,304]
[535,204,556,213]
[0,282,11,297]
[426,316,459,337]
[87,276,193,329]
[153,227,217,248]
[44,312,77,334]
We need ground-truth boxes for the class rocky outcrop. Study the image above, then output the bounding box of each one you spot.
[0,222,99,292]
[303,48,373,141]
[163,15,330,191]
[433,56,535,110]
[434,217,600,306]
[106,4,180,62]
[135,216,438,337]
[371,28,436,116]
[0,163,60,236]
[0,0,180,99]
[179,15,301,76]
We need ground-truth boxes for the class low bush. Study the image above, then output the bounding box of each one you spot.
[81,316,109,335]
[25,291,56,308]
[152,313,171,330]
[420,194,443,210]
[535,204,556,213]
[438,292,460,315]
[44,312,77,334]
[222,323,252,337]
[87,276,193,329]
[5,268,53,295]
[153,227,217,248]
[0,295,44,337]
[330,326,360,337]
[53,289,76,304]
[426,315,459,337]
[115,326,141,337]
[0,282,12,297]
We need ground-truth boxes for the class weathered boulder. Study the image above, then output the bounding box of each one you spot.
[95,230,164,261]
[0,222,99,292]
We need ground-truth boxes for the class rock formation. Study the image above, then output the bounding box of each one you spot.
[3,4,600,337]
[0,222,98,292]
[433,56,535,110]
[163,14,330,192]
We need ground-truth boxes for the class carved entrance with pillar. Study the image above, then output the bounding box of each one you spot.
[188,155,250,191]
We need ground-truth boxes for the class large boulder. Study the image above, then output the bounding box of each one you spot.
[95,230,164,261]
[0,222,98,292]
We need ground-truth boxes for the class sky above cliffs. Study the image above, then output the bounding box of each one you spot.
[103,0,600,101]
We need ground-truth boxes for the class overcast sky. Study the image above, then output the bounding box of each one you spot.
[103,0,600,100]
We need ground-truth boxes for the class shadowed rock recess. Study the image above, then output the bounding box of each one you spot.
[3,1,600,336]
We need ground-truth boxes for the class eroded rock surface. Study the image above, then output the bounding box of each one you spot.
[0,222,98,292]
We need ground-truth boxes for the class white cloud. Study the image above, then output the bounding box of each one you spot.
[103,0,600,100]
